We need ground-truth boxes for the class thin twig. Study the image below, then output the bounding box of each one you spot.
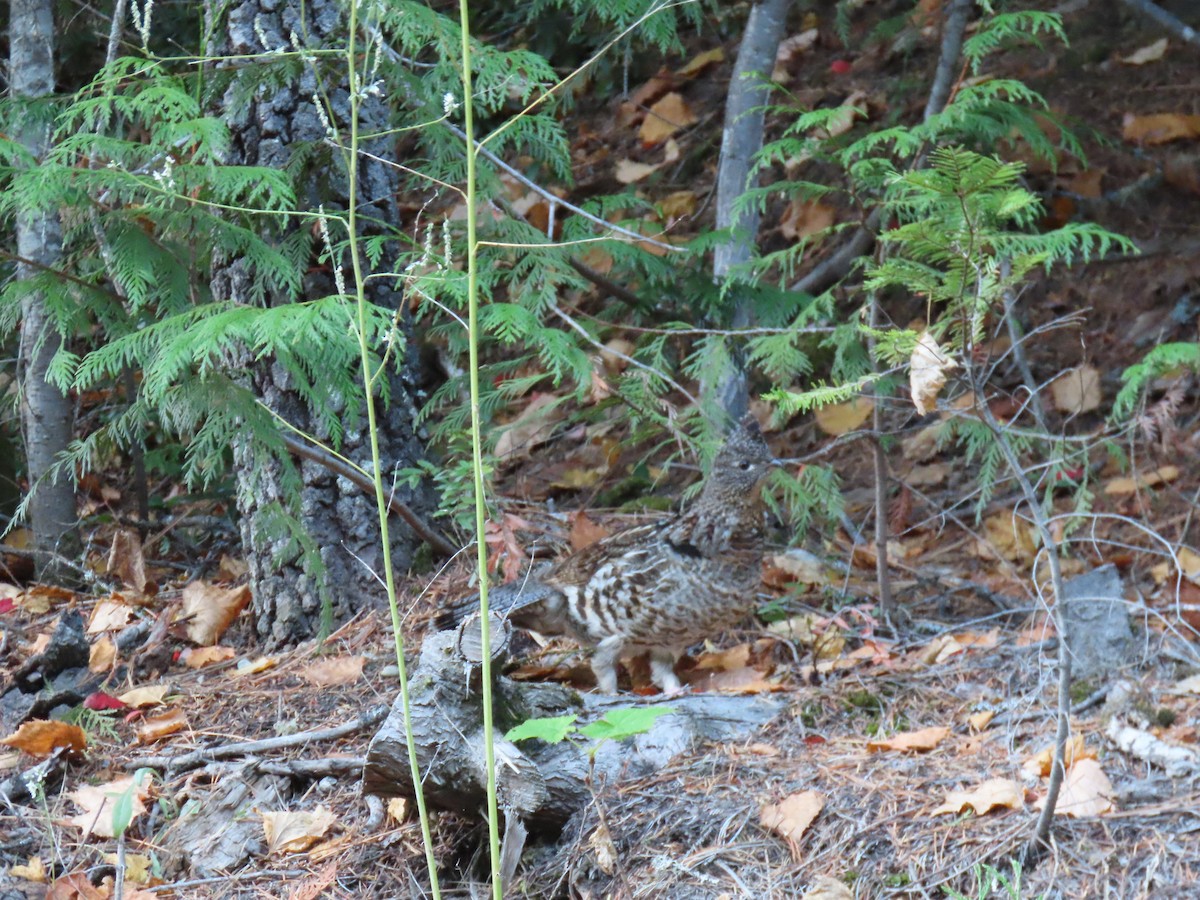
[125,705,388,773]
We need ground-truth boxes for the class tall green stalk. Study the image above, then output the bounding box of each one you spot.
[456,3,505,896]
[343,4,442,895]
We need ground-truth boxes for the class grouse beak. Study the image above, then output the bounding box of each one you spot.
[770,456,787,469]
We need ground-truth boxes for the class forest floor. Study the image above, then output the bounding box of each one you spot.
[3,0,1200,898]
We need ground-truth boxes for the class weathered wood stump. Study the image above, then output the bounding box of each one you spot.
[362,614,785,829]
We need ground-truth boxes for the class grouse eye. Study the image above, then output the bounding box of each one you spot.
[737,460,752,471]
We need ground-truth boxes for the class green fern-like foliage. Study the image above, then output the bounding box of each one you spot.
[1113,343,1200,421]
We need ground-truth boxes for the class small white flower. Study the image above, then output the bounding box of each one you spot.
[129,0,154,51]
[443,93,459,116]
[441,218,452,269]
[312,94,335,139]
[151,157,176,191]
[317,206,347,298]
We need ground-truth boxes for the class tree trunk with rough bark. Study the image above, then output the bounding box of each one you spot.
[706,0,792,423]
[210,0,436,644]
[11,0,80,581]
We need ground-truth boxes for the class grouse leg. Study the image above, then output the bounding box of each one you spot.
[649,647,683,695]
[591,635,625,693]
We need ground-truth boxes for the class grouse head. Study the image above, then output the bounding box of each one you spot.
[707,415,779,497]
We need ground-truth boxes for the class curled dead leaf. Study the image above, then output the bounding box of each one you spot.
[932,778,1023,816]
[1049,365,1101,414]
[179,580,250,646]
[867,725,950,753]
[67,774,150,838]
[814,397,873,435]
[639,92,697,145]
[135,708,188,744]
[910,332,958,415]
[1036,758,1114,817]
[298,655,366,687]
[262,806,338,855]
[1,720,88,758]
[760,790,824,858]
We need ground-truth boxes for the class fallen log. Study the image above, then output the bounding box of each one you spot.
[362,614,785,829]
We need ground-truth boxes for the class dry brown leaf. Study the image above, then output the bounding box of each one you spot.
[1023,734,1093,777]
[693,643,754,671]
[1038,759,1114,817]
[10,856,46,883]
[906,462,951,487]
[814,397,873,435]
[800,876,853,900]
[87,599,134,635]
[494,393,563,460]
[766,612,821,644]
[135,708,188,744]
[262,806,337,855]
[235,655,280,675]
[975,512,1038,563]
[1062,168,1104,198]
[762,549,832,589]
[968,710,995,732]
[901,422,947,461]
[868,725,951,752]
[386,798,408,823]
[660,190,697,223]
[779,198,836,241]
[1122,112,1200,145]
[615,158,660,184]
[118,684,169,708]
[627,73,675,110]
[179,580,250,646]
[932,778,1023,816]
[552,467,605,490]
[677,47,724,78]
[773,29,820,82]
[822,91,868,138]
[217,554,249,581]
[568,511,611,551]
[298,655,366,687]
[691,665,782,694]
[181,645,237,669]
[910,332,958,415]
[639,92,697,145]
[587,363,610,402]
[18,584,74,616]
[760,790,824,855]
[923,629,1000,664]
[1103,465,1181,495]
[67,775,150,838]
[1120,37,1168,65]
[1,720,87,758]
[1049,365,1101,414]
[107,528,150,594]
[47,872,118,899]
[589,821,618,875]
[89,635,116,672]
[102,852,151,884]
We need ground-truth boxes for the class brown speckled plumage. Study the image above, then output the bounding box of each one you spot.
[438,420,777,693]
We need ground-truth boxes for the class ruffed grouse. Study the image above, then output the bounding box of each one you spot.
[437,419,778,693]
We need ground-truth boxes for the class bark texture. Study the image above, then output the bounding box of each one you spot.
[707,0,793,422]
[212,0,435,644]
[11,0,80,579]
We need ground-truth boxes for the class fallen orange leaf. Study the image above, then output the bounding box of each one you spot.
[868,725,950,753]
